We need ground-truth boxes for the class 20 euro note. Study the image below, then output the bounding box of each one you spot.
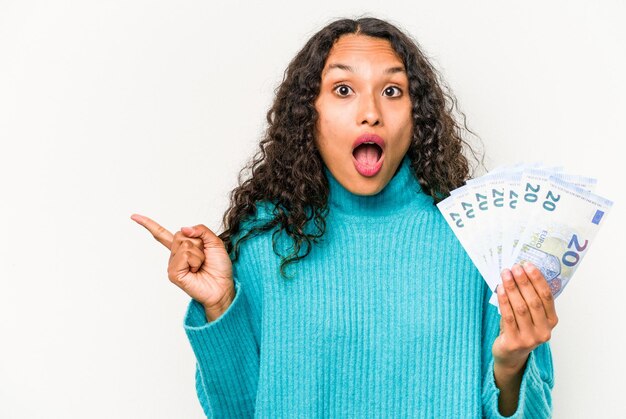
[488,176,613,308]
[437,189,496,290]
[501,168,597,269]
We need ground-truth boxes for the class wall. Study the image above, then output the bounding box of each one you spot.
[1,1,624,417]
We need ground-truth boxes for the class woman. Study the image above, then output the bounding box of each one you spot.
[132,17,557,418]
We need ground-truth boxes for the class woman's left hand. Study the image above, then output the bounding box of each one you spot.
[492,262,559,371]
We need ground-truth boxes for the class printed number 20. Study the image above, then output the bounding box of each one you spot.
[562,234,588,267]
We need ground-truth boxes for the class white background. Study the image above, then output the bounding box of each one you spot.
[1,1,624,417]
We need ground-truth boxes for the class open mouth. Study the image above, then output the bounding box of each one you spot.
[352,142,384,177]
[352,143,383,165]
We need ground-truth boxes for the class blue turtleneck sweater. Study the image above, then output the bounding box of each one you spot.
[183,155,554,418]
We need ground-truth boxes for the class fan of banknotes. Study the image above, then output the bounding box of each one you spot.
[436,163,613,310]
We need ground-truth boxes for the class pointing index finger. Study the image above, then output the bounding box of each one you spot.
[131,213,174,249]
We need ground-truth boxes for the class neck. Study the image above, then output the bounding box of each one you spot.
[323,154,433,219]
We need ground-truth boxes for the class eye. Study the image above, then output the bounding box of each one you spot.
[333,84,353,97]
[332,84,403,98]
[383,86,403,97]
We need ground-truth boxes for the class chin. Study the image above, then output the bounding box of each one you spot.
[349,176,388,196]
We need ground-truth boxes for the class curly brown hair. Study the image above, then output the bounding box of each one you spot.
[217,16,482,279]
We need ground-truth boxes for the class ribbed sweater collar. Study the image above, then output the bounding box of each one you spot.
[323,154,433,219]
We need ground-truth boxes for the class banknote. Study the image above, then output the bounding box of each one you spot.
[461,173,506,288]
[437,162,612,311]
[501,168,597,269]
[487,174,609,308]
[510,177,612,298]
[437,188,495,289]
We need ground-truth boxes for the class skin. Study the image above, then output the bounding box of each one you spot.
[313,34,560,414]
[130,214,235,322]
[493,263,559,415]
[129,221,559,416]
[314,34,413,196]
[131,33,559,416]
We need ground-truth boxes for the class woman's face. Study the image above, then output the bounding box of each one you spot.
[314,34,413,196]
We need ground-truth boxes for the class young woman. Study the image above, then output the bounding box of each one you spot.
[132,17,557,418]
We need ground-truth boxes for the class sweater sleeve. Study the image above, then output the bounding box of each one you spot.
[183,276,260,418]
[480,283,555,418]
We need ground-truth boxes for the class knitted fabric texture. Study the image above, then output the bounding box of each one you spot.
[183,154,554,418]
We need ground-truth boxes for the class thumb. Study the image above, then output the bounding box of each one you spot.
[181,224,222,248]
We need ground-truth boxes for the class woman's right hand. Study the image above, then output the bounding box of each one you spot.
[131,213,235,321]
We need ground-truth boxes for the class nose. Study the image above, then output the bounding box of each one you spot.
[358,92,382,127]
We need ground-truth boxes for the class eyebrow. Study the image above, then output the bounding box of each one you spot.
[323,63,406,77]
